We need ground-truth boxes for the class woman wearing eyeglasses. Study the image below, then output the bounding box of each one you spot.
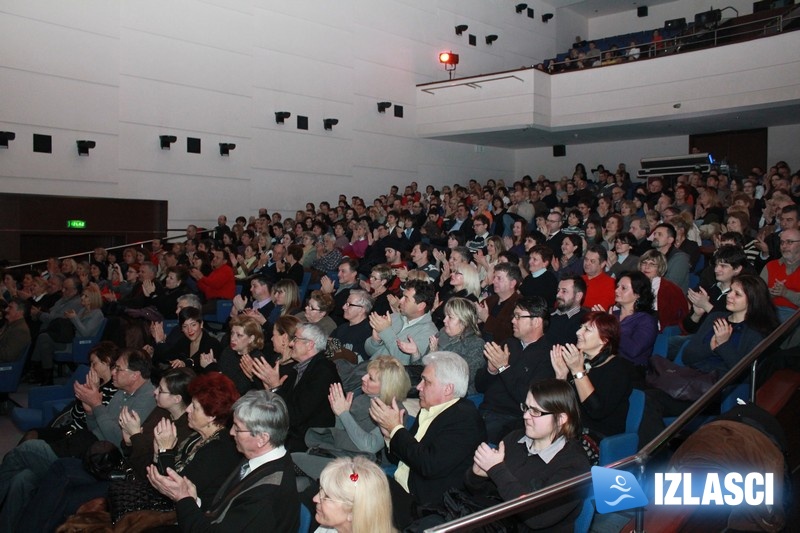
[296,290,337,336]
[550,311,634,464]
[313,456,396,533]
[360,265,393,316]
[462,379,589,532]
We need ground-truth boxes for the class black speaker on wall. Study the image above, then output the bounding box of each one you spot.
[553,145,566,157]
[638,6,649,17]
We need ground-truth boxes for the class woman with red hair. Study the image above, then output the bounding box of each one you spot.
[550,311,634,464]
[143,373,242,511]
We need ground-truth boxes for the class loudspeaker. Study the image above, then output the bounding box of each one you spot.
[187,137,201,154]
[553,145,566,157]
[33,134,52,153]
[638,6,648,16]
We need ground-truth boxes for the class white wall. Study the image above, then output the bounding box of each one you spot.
[554,6,588,53]
[513,124,799,180]
[0,0,796,241]
[0,0,554,232]
[514,135,689,179]
[768,124,800,168]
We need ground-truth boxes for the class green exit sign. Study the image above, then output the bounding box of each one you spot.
[67,219,86,229]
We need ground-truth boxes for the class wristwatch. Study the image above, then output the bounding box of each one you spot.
[497,364,510,373]
[572,371,586,380]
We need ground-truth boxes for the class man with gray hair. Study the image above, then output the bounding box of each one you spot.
[148,390,299,532]
[330,289,374,363]
[370,351,486,528]
[256,323,340,452]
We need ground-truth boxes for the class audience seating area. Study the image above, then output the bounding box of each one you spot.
[2,153,800,531]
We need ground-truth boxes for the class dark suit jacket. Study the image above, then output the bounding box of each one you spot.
[275,261,304,286]
[401,227,422,245]
[445,216,475,240]
[277,352,340,451]
[175,453,299,533]
[481,292,520,345]
[387,398,486,506]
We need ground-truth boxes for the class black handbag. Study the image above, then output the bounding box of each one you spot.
[48,427,98,458]
[108,478,174,524]
[83,440,128,481]
[646,356,717,402]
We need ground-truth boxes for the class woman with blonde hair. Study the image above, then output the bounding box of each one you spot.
[30,285,105,385]
[342,220,370,260]
[450,263,481,301]
[475,236,505,288]
[432,262,480,328]
[269,279,301,327]
[293,355,410,480]
[214,315,266,394]
[314,456,396,533]
[637,250,689,331]
[398,297,485,394]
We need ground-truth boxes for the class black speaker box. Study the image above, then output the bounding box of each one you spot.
[553,145,566,157]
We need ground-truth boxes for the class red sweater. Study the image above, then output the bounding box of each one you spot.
[765,259,800,309]
[197,264,236,300]
[582,272,615,310]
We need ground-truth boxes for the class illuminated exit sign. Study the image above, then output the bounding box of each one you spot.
[67,219,86,229]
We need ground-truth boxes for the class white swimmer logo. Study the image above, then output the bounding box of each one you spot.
[604,475,635,506]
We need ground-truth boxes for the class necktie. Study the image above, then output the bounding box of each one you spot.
[239,463,250,480]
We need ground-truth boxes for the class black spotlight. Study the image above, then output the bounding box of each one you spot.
[485,34,498,45]
[323,119,339,130]
[159,135,177,150]
[76,140,96,156]
[377,102,392,113]
[219,143,236,156]
[275,111,291,124]
[542,13,554,22]
[455,24,468,35]
[515,3,528,13]
[0,131,15,148]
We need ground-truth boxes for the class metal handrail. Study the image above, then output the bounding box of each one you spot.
[4,228,214,272]
[426,310,799,532]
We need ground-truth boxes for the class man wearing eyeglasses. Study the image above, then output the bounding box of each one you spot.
[84,348,157,446]
[0,348,156,530]
[475,296,555,443]
[761,228,800,322]
[147,390,299,533]
[330,290,374,364]
[257,323,339,452]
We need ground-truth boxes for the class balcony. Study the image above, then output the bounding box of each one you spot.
[416,27,800,148]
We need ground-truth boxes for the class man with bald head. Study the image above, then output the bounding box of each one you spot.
[761,228,800,322]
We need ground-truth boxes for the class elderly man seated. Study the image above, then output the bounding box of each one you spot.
[370,351,486,529]
[148,390,300,532]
